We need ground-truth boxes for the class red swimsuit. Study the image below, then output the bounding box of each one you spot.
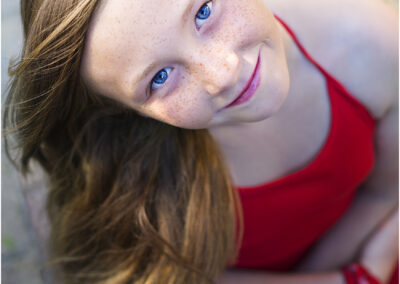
[232,15,398,284]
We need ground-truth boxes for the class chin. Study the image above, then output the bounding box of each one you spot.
[246,72,290,122]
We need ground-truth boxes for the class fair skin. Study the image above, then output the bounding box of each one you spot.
[81,0,290,130]
[81,0,398,282]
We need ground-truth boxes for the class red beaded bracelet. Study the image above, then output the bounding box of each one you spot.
[342,263,381,284]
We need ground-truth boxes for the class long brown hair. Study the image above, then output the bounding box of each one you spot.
[3,0,243,283]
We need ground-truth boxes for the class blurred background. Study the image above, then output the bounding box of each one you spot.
[2,1,53,283]
[2,0,398,283]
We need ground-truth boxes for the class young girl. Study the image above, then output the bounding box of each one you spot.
[4,0,398,283]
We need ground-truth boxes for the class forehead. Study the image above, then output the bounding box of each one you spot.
[81,0,188,97]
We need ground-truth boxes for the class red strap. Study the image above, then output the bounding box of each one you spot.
[356,264,381,284]
[273,14,328,77]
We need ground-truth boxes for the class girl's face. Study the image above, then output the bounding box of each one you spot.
[81,0,290,129]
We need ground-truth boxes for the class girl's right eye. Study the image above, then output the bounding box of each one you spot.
[150,67,172,92]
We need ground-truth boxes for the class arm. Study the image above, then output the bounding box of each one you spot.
[217,191,397,284]
[360,208,399,284]
[217,268,345,284]
[294,185,398,274]
[217,193,397,284]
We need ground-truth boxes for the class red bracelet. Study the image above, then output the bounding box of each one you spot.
[342,263,381,284]
[343,265,358,284]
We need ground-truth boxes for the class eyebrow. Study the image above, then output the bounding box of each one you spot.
[132,0,195,90]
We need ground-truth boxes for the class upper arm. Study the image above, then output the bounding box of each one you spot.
[346,0,398,198]
[362,102,399,200]
[326,0,399,197]
[332,0,398,119]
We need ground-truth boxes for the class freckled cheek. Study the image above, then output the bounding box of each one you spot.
[215,1,273,46]
[152,92,213,128]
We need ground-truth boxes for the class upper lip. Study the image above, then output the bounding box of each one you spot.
[226,51,261,107]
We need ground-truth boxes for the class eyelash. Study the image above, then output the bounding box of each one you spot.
[148,1,214,95]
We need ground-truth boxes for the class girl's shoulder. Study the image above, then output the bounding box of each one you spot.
[269,0,398,120]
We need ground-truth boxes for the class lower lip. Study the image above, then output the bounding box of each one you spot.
[225,52,261,109]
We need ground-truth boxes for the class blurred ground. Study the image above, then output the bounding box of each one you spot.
[1,0,398,284]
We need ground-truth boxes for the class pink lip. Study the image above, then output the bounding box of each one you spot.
[224,51,261,109]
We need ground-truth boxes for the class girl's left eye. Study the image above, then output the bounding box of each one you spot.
[150,67,172,92]
[195,1,213,28]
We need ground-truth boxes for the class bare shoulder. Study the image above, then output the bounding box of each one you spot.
[268,0,399,119]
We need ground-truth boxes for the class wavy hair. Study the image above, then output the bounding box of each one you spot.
[3,0,243,283]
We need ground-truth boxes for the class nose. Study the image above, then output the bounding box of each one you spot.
[190,47,240,96]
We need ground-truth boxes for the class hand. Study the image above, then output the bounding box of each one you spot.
[358,208,398,283]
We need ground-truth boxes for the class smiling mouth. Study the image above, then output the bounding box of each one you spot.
[223,51,261,109]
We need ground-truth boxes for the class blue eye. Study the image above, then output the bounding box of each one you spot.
[195,1,213,28]
[151,67,172,91]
